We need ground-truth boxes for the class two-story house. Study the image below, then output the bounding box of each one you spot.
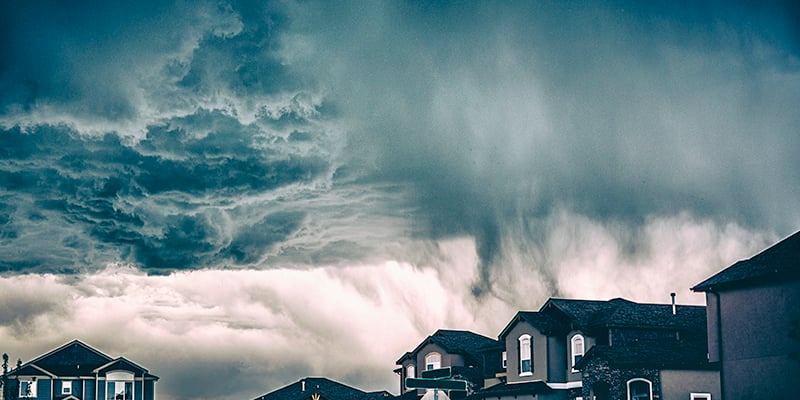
[395,330,502,400]
[471,298,718,400]
[2,340,158,400]
[692,229,800,400]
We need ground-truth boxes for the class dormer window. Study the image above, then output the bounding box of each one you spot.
[518,334,532,375]
[571,334,585,371]
[425,352,441,370]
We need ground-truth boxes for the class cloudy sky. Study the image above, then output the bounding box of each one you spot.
[1,0,799,399]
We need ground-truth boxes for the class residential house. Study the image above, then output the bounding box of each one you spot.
[251,377,393,400]
[472,297,718,400]
[2,340,158,400]
[395,330,503,400]
[691,230,800,400]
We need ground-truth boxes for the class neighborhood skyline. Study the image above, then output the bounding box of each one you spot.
[2,1,799,400]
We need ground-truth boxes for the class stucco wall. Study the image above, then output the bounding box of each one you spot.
[660,370,719,400]
[505,322,548,383]
[716,280,800,400]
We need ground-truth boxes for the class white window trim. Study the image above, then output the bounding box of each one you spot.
[502,351,507,369]
[63,380,72,395]
[424,352,441,370]
[19,379,37,398]
[519,334,532,376]
[570,334,585,372]
[690,394,711,400]
[626,378,653,400]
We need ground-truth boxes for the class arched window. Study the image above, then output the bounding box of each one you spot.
[571,334,585,370]
[627,378,652,400]
[518,334,532,375]
[425,352,441,370]
[407,364,415,379]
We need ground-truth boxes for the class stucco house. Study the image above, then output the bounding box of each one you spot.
[691,229,800,399]
[395,329,503,399]
[471,297,718,400]
[2,340,158,400]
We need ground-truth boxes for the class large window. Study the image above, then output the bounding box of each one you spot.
[19,380,37,398]
[62,380,72,395]
[519,334,532,375]
[571,334,585,371]
[425,352,441,370]
[627,378,652,400]
[107,381,133,400]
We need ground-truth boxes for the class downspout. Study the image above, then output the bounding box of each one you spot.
[710,290,724,400]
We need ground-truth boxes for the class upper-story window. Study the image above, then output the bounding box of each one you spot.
[502,351,507,369]
[571,334,585,370]
[19,380,37,398]
[519,334,532,375]
[107,381,133,400]
[407,364,415,379]
[425,352,441,370]
[627,378,652,400]
[62,380,72,395]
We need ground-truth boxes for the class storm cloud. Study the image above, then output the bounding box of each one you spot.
[1,1,799,399]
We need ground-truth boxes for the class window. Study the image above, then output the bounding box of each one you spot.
[107,381,133,400]
[407,365,415,379]
[62,380,72,395]
[502,351,507,369]
[690,394,711,400]
[571,334,585,371]
[519,334,532,375]
[425,352,441,370]
[627,378,652,400]
[19,380,37,398]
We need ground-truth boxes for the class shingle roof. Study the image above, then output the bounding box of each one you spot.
[574,339,715,371]
[397,330,500,365]
[499,311,565,338]
[692,230,800,292]
[466,381,552,400]
[252,377,392,400]
[543,298,627,330]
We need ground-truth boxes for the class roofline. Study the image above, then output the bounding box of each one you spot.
[14,340,113,375]
[7,363,57,378]
[93,357,150,374]
[400,329,496,362]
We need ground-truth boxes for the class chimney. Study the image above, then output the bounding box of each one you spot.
[670,292,676,315]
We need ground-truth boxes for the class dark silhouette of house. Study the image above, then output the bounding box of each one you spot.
[251,377,393,400]
[692,229,800,400]
[2,340,158,400]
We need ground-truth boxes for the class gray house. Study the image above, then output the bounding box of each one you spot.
[692,230,800,400]
[471,298,718,400]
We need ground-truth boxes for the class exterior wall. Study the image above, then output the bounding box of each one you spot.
[134,381,143,400]
[705,293,720,362]
[143,381,155,400]
[566,332,594,383]
[505,322,548,383]
[97,381,106,400]
[84,379,96,400]
[659,370,719,400]
[36,379,50,400]
[415,344,465,370]
[715,280,800,400]
[547,336,566,383]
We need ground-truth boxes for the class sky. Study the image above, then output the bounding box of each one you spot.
[1,0,799,399]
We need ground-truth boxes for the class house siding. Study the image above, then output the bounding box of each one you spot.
[546,336,566,383]
[659,370,719,400]
[36,379,50,400]
[84,379,96,400]
[714,280,800,400]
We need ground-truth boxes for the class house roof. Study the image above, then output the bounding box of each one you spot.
[466,381,552,400]
[7,340,158,380]
[396,330,500,365]
[692,230,800,292]
[574,339,716,371]
[252,377,393,400]
[498,311,565,338]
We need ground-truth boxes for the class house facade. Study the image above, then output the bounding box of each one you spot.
[472,298,718,400]
[2,341,158,400]
[692,230,800,400]
[395,330,502,400]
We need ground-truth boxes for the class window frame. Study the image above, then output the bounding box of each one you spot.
[62,380,72,395]
[424,352,441,371]
[626,378,652,400]
[570,334,585,372]
[19,379,37,398]
[518,334,532,376]
[502,351,507,369]
[690,394,711,400]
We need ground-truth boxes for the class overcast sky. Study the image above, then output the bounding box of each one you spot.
[1,1,799,399]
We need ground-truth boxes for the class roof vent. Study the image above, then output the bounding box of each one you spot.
[670,292,676,315]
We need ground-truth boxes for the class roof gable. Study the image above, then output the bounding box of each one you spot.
[94,357,151,375]
[398,329,500,365]
[16,340,113,377]
[498,312,565,339]
[253,377,383,400]
[692,230,800,292]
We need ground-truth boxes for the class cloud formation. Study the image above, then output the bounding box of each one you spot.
[1,1,799,399]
